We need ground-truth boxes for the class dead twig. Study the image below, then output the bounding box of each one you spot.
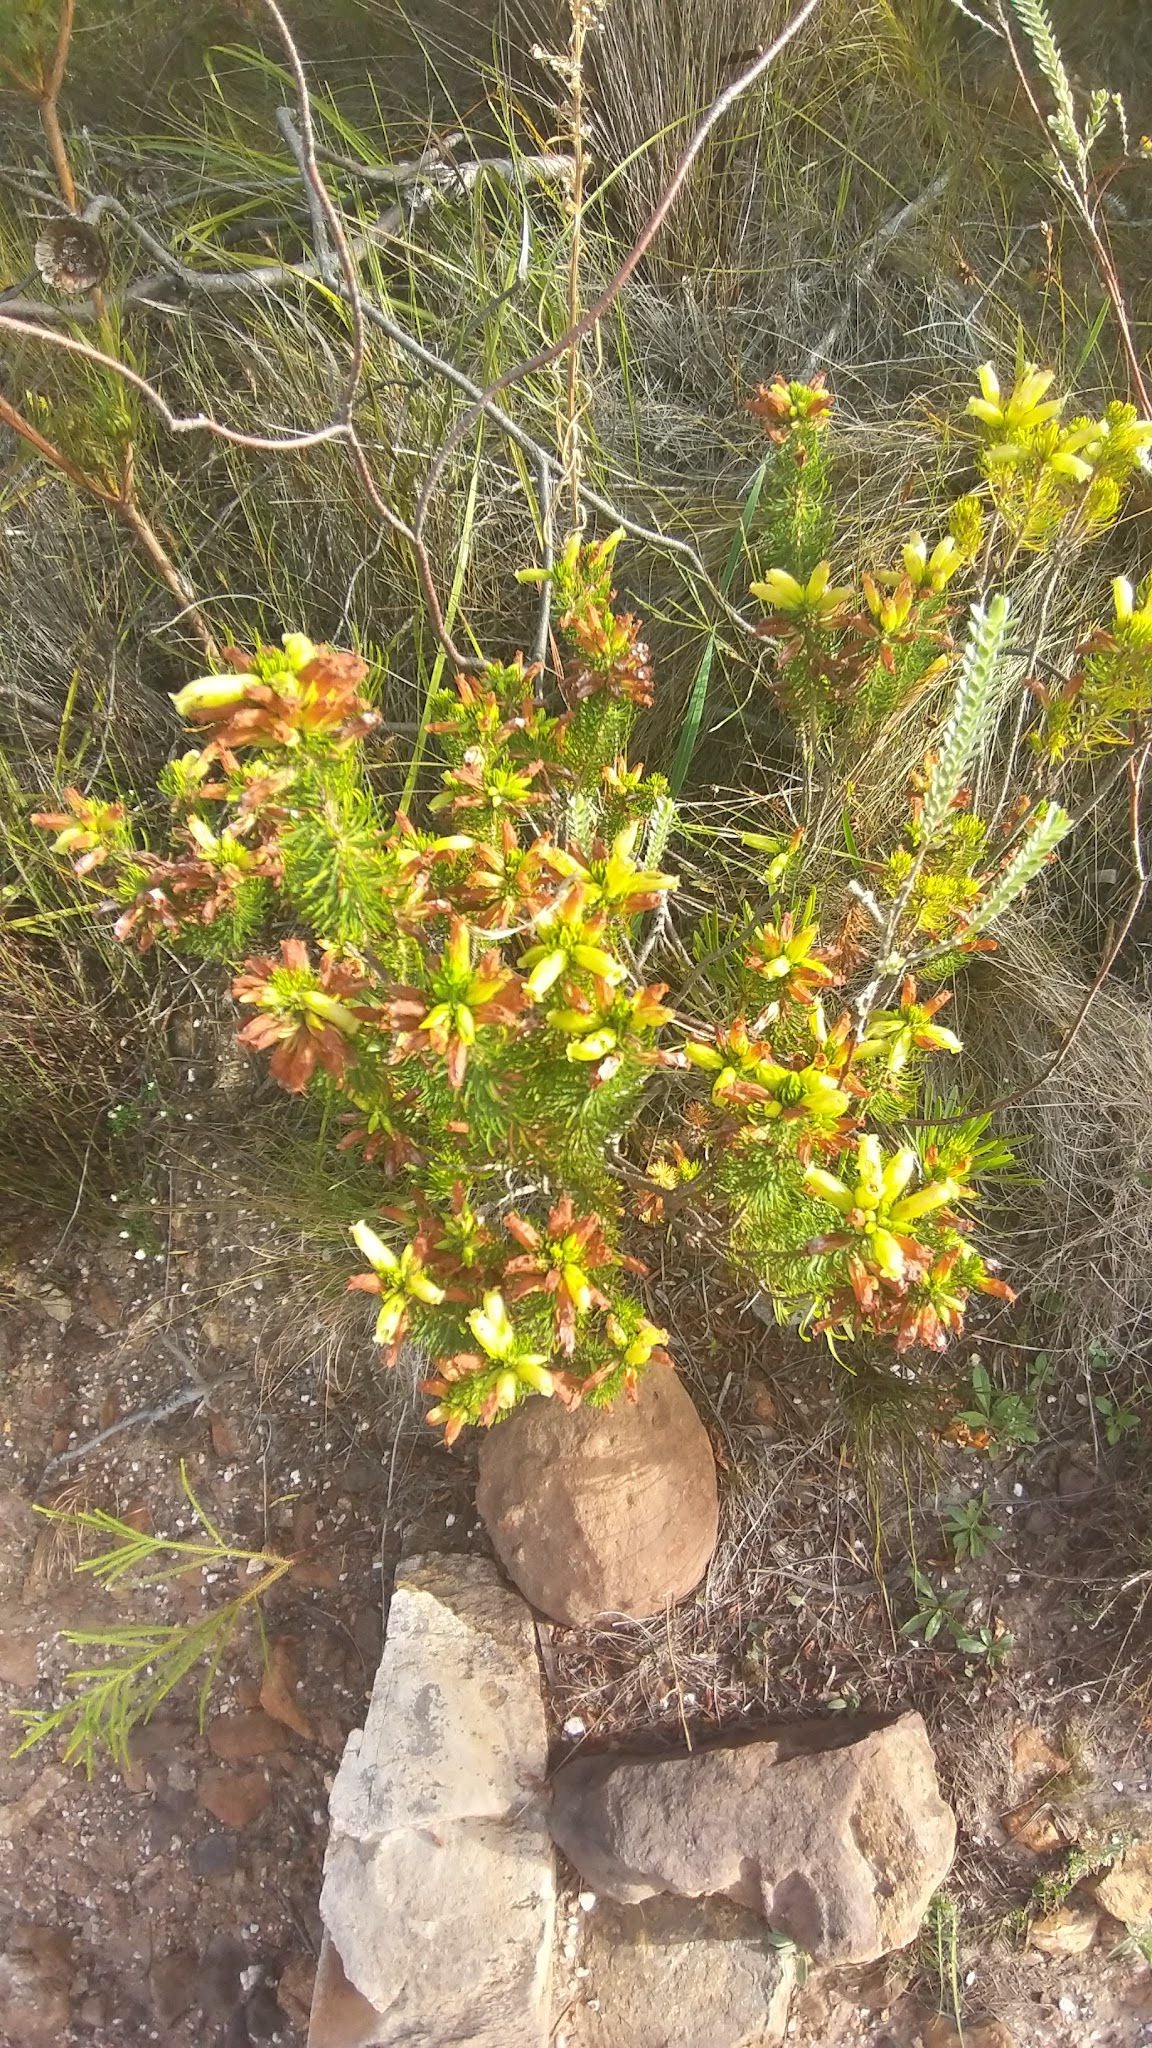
[41,1386,206,1478]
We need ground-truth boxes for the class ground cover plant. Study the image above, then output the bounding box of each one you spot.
[4,1,1152,2038]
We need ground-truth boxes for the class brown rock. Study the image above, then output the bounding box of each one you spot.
[0,1925,72,2046]
[549,1712,955,1965]
[476,1369,718,1625]
[1009,1724,1068,1795]
[197,1766,271,1828]
[260,1635,315,1740]
[209,1410,243,1458]
[277,1953,317,2030]
[206,1710,288,1762]
[0,1633,39,1688]
[1030,1895,1099,1955]
[87,1281,123,1328]
[1093,1841,1152,1924]
[307,1935,386,2048]
[1001,1801,1066,1856]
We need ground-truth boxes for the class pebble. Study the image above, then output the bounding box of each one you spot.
[189,1833,239,1878]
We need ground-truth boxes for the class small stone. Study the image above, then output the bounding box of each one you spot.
[0,1925,72,2046]
[189,1832,240,1878]
[1000,1802,1066,1856]
[87,1281,123,1328]
[210,1410,243,1458]
[207,1710,289,1762]
[150,1950,199,2025]
[572,1894,794,2047]
[198,1767,271,1829]
[476,1370,718,1625]
[1092,1842,1152,1924]
[1030,1896,1099,1956]
[260,1636,315,1741]
[744,1380,779,1427]
[549,1712,955,1966]
[0,1635,39,1688]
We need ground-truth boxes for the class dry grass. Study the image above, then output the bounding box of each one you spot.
[960,918,1152,1375]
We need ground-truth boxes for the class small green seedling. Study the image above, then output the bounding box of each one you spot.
[955,1356,1049,1450]
[943,1488,1003,1561]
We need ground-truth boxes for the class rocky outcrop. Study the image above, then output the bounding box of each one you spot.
[475,1369,718,1625]
[312,1554,555,2048]
[549,1712,955,1965]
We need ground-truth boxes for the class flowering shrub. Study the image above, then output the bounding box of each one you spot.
[37,364,1152,1440]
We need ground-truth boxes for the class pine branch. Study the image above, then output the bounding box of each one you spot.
[970,802,1072,931]
[1007,0,1084,170]
[920,596,1010,846]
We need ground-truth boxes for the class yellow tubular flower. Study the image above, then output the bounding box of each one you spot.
[750,561,853,621]
[171,674,255,718]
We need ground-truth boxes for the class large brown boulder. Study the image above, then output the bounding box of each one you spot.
[475,1369,718,1626]
[548,1712,956,1965]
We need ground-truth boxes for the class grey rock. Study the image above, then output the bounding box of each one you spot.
[476,1369,718,1626]
[323,1821,555,2045]
[569,1895,795,2048]
[328,1551,546,1837]
[189,1830,239,1877]
[199,1933,248,2020]
[549,1712,955,1965]
[318,1553,555,2047]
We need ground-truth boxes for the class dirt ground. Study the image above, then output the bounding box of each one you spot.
[2,1077,1152,2046]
